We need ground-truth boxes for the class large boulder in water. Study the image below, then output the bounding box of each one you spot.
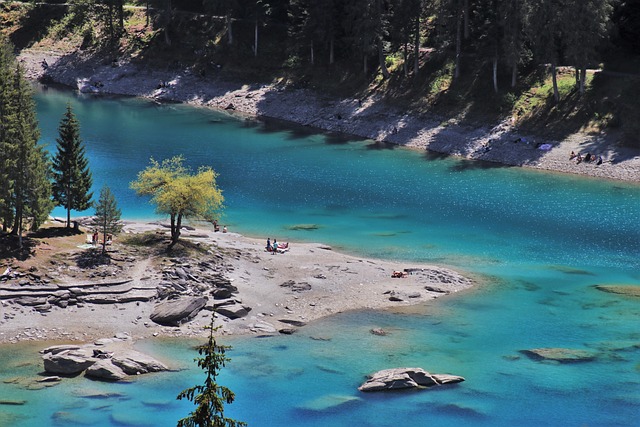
[150,296,208,326]
[111,350,168,375]
[42,350,95,375]
[358,368,464,392]
[85,359,127,381]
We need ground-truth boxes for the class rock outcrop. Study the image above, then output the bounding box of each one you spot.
[358,367,464,392]
[41,337,168,382]
[42,349,95,375]
[150,296,208,326]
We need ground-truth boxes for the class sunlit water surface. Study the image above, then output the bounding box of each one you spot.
[0,85,638,426]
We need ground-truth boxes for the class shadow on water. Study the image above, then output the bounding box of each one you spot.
[449,159,512,172]
[424,151,451,161]
[324,133,354,145]
[365,141,396,150]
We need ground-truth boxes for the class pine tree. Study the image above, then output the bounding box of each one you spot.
[0,37,16,233]
[52,103,93,229]
[177,316,246,427]
[91,185,122,255]
[5,63,53,248]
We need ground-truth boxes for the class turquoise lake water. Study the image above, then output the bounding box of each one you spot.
[0,85,639,426]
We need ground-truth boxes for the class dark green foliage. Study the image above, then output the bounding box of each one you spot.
[177,318,246,427]
[91,185,122,254]
[52,103,93,228]
[0,36,53,247]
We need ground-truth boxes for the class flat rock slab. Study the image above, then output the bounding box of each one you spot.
[359,367,464,392]
[150,296,208,326]
[521,348,597,363]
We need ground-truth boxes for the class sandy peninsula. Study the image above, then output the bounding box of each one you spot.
[0,221,474,345]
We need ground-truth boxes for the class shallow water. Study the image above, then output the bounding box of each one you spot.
[0,85,638,426]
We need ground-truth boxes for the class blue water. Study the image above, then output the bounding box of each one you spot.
[1,85,639,426]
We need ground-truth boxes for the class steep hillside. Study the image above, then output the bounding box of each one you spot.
[3,2,639,149]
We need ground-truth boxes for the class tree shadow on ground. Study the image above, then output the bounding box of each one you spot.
[74,249,112,268]
[30,226,83,239]
[10,4,67,50]
[0,234,36,261]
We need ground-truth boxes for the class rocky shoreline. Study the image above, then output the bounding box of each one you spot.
[0,220,474,345]
[18,48,640,184]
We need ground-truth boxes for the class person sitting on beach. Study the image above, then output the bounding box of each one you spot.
[223,225,227,233]
[569,151,576,160]
[576,153,583,164]
[584,153,592,162]
[596,155,603,165]
[213,220,220,232]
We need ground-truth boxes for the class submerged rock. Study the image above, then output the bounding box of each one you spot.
[358,367,464,392]
[594,285,640,298]
[298,394,361,412]
[521,348,597,363]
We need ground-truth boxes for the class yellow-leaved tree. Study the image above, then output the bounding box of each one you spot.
[130,156,224,248]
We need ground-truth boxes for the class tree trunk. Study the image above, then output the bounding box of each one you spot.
[454,1,462,80]
[117,0,124,32]
[378,39,389,78]
[579,66,586,95]
[170,213,176,241]
[492,54,498,93]
[169,213,182,249]
[511,63,517,88]
[575,65,580,89]
[254,20,259,57]
[463,0,469,39]
[310,41,314,65]
[226,15,233,45]
[413,15,420,77]
[403,42,408,77]
[329,37,334,65]
[551,61,559,102]
[164,0,172,46]
[363,53,368,75]
[101,219,107,255]
[146,0,150,27]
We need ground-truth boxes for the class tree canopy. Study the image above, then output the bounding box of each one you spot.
[91,185,122,255]
[177,318,246,427]
[52,103,93,229]
[0,36,52,248]
[130,156,224,248]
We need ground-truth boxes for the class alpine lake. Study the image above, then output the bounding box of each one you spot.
[0,84,638,426]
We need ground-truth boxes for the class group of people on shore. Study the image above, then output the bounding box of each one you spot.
[266,237,289,254]
[570,151,603,165]
[213,220,227,233]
